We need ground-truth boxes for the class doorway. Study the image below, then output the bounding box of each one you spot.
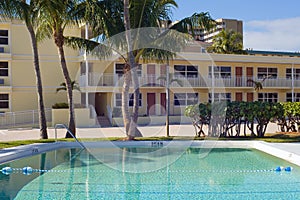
[236,92,243,102]
[160,93,166,115]
[147,93,156,115]
[235,67,242,86]
[246,67,253,87]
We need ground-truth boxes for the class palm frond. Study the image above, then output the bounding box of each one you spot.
[56,80,81,93]
[157,73,183,87]
[170,12,215,35]
[207,29,245,54]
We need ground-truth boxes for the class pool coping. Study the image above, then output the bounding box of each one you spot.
[0,140,299,166]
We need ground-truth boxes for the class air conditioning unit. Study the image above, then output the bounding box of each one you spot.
[0,47,4,53]
[0,79,4,84]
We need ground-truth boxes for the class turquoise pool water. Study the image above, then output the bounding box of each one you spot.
[1,147,300,199]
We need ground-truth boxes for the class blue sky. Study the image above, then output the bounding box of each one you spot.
[173,0,300,52]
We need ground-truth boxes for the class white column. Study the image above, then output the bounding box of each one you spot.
[85,24,89,108]
[166,61,170,137]
[292,63,295,102]
[211,63,215,103]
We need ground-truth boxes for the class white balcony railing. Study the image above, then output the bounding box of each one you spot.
[79,73,295,89]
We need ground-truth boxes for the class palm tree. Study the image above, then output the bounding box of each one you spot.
[88,0,214,139]
[0,0,48,139]
[127,2,215,139]
[36,0,105,137]
[247,75,272,92]
[207,29,246,54]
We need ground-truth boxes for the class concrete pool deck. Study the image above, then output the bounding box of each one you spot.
[0,123,281,141]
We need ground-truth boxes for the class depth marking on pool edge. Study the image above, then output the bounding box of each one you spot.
[0,166,293,176]
[151,141,164,147]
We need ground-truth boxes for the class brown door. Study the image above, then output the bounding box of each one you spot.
[246,67,253,86]
[235,67,242,86]
[147,93,156,115]
[235,92,243,102]
[159,65,167,86]
[160,64,166,75]
[247,93,253,102]
[147,64,156,86]
[160,93,166,115]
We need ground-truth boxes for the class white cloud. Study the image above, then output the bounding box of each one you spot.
[244,17,300,52]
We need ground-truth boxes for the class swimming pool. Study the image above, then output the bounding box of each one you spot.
[0,143,300,199]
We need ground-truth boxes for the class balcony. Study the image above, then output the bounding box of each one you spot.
[79,73,296,89]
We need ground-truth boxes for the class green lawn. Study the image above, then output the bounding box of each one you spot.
[0,133,299,149]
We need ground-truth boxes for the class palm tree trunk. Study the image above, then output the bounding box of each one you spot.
[131,65,139,123]
[54,31,76,137]
[123,0,140,139]
[130,61,142,138]
[27,23,48,139]
[122,63,131,136]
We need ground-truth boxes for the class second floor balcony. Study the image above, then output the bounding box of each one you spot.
[79,73,298,89]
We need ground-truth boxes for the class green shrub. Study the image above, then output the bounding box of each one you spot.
[52,102,69,109]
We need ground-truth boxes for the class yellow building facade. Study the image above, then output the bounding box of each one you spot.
[2,20,300,127]
[0,19,81,114]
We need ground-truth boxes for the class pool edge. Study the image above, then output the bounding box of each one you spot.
[0,140,299,167]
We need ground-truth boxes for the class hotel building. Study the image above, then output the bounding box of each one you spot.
[1,19,300,128]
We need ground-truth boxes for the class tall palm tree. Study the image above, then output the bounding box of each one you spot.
[36,0,105,137]
[88,0,214,139]
[207,29,245,54]
[0,0,48,139]
[127,1,215,139]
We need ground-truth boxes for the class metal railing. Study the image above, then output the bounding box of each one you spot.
[0,108,52,129]
[79,73,297,89]
[54,124,85,149]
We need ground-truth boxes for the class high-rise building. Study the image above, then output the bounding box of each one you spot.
[194,18,243,43]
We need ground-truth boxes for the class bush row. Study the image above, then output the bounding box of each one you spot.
[185,101,300,137]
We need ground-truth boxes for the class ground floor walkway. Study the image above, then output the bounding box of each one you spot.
[0,123,281,142]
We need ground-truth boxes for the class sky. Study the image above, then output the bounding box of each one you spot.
[173,0,300,52]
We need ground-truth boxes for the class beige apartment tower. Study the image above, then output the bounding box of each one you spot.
[194,18,243,43]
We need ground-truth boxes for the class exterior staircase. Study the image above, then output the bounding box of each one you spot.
[97,116,112,127]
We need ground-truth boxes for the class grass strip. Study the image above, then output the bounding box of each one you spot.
[0,133,299,149]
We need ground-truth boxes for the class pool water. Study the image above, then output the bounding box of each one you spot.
[1,147,300,199]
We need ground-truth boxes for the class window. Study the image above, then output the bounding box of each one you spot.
[209,93,231,102]
[174,65,198,78]
[258,93,278,102]
[0,94,9,109]
[115,93,122,107]
[209,66,231,78]
[0,62,8,76]
[115,93,142,107]
[286,93,300,102]
[286,68,300,79]
[174,93,198,106]
[115,63,142,77]
[257,67,277,79]
[0,30,8,45]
